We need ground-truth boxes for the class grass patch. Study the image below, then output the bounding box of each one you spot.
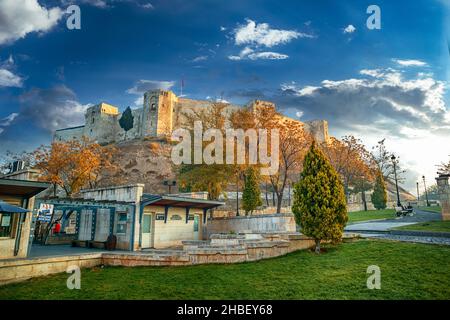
[347,209,395,223]
[1,240,449,300]
[393,220,450,233]
[418,206,441,213]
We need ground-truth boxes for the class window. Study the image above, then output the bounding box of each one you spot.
[0,213,13,238]
[151,103,156,110]
[116,212,127,234]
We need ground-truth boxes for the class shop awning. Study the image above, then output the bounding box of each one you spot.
[0,178,51,198]
[141,194,224,209]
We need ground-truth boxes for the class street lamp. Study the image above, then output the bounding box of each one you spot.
[416,182,420,202]
[391,155,402,207]
[422,175,430,207]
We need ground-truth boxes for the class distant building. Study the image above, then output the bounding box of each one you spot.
[54,89,330,144]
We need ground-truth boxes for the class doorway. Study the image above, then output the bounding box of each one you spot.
[141,213,154,248]
[193,214,200,240]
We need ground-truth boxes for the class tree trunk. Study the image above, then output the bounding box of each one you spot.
[265,183,269,206]
[362,190,367,211]
[272,190,275,206]
[315,239,321,254]
[276,193,283,213]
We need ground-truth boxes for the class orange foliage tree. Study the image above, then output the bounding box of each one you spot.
[231,106,312,213]
[33,137,116,197]
[321,135,375,208]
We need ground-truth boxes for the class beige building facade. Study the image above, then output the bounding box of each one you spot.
[0,179,50,259]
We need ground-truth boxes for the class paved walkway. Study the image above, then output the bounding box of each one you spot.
[345,208,441,232]
[29,244,107,258]
[346,209,449,245]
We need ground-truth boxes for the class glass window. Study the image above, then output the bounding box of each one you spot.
[0,213,13,238]
[116,212,127,234]
[142,215,151,233]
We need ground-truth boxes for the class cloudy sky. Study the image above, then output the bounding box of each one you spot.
[0,0,449,193]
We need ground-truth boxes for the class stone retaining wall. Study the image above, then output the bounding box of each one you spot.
[0,253,103,285]
[207,214,297,236]
[0,235,315,286]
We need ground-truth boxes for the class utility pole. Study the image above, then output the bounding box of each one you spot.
[391,155,401,207]
[416,182,420,202]
[422,175,430,207]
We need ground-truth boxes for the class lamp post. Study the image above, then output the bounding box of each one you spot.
[416,182,420,202]
[391,155,402,207]
[422,175,430,207]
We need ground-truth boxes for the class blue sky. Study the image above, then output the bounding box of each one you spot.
[0,0,449,192]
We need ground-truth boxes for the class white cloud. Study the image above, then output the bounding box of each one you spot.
[140,2,154,9]
[192,55,208,62]
[0,113,19,128]
[248,52,288,60]
[393,59,428,67]
[220,26,227,31]
[0,69,23,87]
[17,85,91,132]
[0,0,62,45]
[228,46,288,61]
[295,111,304,118]
[233,19,313,48]
[126,80,175,94]
[228,19,313,62]
[277,68,450,193]
[343,24,356,34]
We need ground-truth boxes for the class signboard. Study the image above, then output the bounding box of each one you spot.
[37,203,54,222]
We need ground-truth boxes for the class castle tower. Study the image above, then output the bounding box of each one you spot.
[84,102,119,144]
[303,120,330,143]
[142,89,177,137]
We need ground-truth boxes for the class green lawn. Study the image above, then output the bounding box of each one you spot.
[1,239,449,300]
[418,206,442,213]
[347,209,395,223]
[393,220,450,233]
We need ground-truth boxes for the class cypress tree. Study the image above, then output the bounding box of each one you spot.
[371,170,387,210]
[119,106,134,139]
[242,166,263,215]
[292,142,348,254]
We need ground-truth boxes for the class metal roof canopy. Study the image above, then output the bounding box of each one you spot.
[0,178,51,198]
[141,194,224,209]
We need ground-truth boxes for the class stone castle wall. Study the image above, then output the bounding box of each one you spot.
[54,89,330,144]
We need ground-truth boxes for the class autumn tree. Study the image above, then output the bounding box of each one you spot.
[33,137,117,197]
[371,139,405,183]
[292,142,348,254]
[177,102,234,200]
[371,170,388,210]
[438,157,450,175]
[242,166,263,215]
[321,135,374,199]
[230,106,311,213]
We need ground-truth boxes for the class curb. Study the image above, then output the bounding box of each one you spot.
[389,230,450,238]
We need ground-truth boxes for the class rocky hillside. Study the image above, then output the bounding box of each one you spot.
[98,138,177,194]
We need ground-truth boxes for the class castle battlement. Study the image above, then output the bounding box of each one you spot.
[54,89,329,144]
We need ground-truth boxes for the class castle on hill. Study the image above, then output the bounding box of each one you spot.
[54,89,330,144]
